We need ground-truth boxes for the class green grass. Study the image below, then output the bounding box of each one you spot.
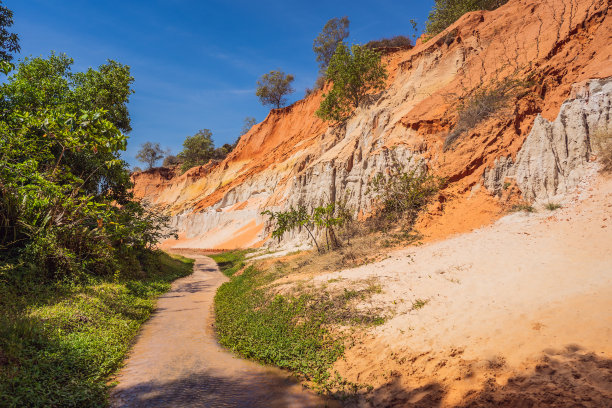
[545,202,562,211]
[212,251,383,393]
[211,250,251,277]
[0,252,194,408]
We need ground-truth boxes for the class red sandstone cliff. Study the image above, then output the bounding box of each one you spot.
[132,0,612,250]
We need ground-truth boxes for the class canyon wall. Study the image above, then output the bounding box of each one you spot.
[132,0,612,250]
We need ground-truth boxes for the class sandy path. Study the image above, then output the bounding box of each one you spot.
[313,176,612,406]
[111,256,330,407]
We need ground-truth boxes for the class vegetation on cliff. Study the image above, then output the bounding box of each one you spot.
[316,43,387,122]
[425,0,509,37]
[255,70,295,109]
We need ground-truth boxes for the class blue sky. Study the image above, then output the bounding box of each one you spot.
[9,0,434,167]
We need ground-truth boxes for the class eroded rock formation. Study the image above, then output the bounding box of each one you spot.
[132,0,612,250]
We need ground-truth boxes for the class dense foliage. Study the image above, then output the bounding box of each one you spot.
[313,16,350,72]
[255,70,295,109]
[0,5,192,404]
[262,201,351,253]
[425,0,508,37]
[316,43,387,122]
[175,128,233,172]
[0,53,174,281]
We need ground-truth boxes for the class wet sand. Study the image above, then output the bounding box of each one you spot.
[111,255,331,407]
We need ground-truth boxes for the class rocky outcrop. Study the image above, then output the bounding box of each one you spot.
[132,0,612,250]
[484,78,612,202]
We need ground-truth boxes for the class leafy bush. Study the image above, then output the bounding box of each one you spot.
[365,36,413,52]
[316,43,387,122]
[0,2,19,62]
[255,70,295,109]
[177,129,214,171]
[368,160,443,229]
[425,0,508,38]
[176,128,238,172]
[0,54,174,281]
[262,201,352,253]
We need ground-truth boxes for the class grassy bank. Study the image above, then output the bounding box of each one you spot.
[0,252,193,408]
[212,251,383,394]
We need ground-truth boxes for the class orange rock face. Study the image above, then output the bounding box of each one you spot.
[132,0,612,250]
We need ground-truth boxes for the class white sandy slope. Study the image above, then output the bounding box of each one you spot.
[312,174,612,406]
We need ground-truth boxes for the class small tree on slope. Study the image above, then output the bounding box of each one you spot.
[316,43,387,123]
[255,70,295,109]
[136,142,165,169]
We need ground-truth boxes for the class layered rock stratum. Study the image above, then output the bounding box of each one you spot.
[133,0,612,250]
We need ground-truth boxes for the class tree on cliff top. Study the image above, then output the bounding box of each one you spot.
[178,128,215,171]
[313,16,350,72]
[255,70,295,109]
[316,43,387,123]
[425,0,508,38]
[136,142,165,169]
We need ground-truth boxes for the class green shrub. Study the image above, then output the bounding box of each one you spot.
[545,203,562,211]
[177,129,215,172]
[316,43,387,123]
[425,0,508,38]
[368,159,444,229]
[0,54,174,281]
[262,201,352,253]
